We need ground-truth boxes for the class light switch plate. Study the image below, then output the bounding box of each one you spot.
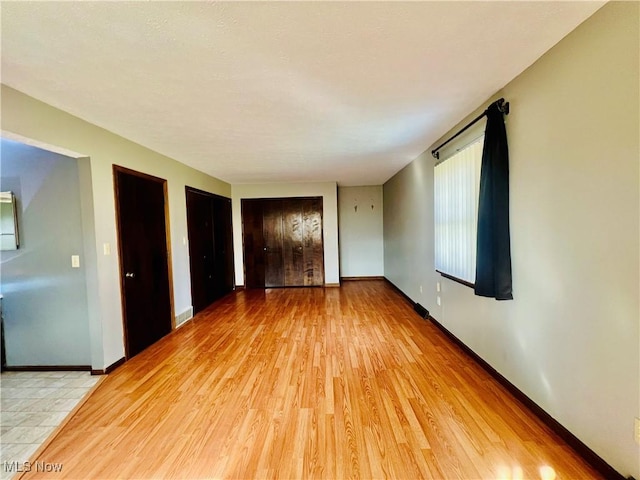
[71,255,80,268]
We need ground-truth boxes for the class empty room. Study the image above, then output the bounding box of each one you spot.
[0,1,638,479]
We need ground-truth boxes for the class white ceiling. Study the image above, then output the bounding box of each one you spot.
[1,1,604,186]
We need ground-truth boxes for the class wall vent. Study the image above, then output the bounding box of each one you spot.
[175,307,194,327]
[414,303,429,319]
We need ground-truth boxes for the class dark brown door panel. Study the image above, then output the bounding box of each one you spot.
[263,199,284,287]
[241,199,265,289]
[241,197,324,288]
[186,187,234,313]
[114,166,172,358]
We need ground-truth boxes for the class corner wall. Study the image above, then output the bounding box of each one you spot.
[337,186,384,278]
[383,2,639,477]
[0,140,91,366]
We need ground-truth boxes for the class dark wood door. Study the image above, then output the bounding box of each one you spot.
[212,196,235,297]
[186,189,215,313]
[241,197,324,288]
[186,188,234,314]
[283,199,304,286]
[114,166,172,358]
[241,199,265,289]
[302,197,324,286]
[263,199,284,287]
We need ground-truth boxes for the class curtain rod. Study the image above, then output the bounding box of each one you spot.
[431,98,509,159]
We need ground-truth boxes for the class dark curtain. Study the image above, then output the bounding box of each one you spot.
[474,102,513,300]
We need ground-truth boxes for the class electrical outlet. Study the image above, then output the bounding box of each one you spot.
[71,255,80,268]
[419,285,423,294]
[436,282,441,292]
[436,296,441,306]
[635,417,640,444]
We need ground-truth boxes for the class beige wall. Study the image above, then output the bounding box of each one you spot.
[1,86,231,370]
[231,182,339,286]
[384,2,639,477]
[338,186,384,277]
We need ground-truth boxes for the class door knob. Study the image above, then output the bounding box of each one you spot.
[125,272,135,278]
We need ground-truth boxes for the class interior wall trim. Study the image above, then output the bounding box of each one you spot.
[324,283,341,288]
[340,276,385,281]
[383,278,415,307]
[383,277,626,480]
[91,357,125,376]
[4,365,91,372]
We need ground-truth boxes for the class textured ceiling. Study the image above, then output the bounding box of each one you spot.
[1,1,604,186]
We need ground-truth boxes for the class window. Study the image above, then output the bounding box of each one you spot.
[434,136,483,285]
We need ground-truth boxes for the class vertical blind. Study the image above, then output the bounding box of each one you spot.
[434,136,483,283]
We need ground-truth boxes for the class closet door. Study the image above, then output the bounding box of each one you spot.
[212,196,234,297]
[283,199,304,286]
[241,196,324,288]
[241,199,265,289]
[302,197,324,286]
[186,188,235,313]
[263,199,284,287]
[186,189,216,313]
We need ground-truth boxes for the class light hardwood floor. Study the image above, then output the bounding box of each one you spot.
[19,281,601,479]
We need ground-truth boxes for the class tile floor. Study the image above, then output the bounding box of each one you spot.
[0,371,100,480]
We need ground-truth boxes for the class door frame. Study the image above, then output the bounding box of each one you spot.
[113,165,175,359]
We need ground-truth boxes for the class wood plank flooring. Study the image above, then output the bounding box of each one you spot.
[20,281,601,479]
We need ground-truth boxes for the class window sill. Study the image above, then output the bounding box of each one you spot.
[436,270,475,289]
